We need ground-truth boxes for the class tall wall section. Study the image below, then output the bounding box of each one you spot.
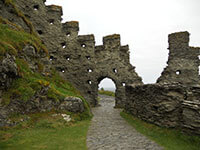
[0,0,142,107]
[157,31,200,85]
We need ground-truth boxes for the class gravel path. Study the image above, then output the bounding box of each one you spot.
[87,95,163,150]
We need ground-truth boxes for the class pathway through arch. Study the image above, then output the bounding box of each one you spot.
[87,95,163,150]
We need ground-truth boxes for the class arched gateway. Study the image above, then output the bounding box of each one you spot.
[1,0,143,107]
[80,34,143,107]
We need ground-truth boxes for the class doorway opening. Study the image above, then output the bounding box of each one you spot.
[97,78,116,107]
[98,77,116,96]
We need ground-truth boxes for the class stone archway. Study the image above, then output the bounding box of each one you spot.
[92,73,134,108]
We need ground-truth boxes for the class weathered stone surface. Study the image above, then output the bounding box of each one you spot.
[0,54,18,89]
[125,84,183,128]
[23,45,36,57]
[59,97,84,113]
[125,84,200,135]
[0,87,85,127]
[157,32,200,86]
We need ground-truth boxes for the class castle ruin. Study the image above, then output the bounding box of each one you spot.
[0,0,200,135]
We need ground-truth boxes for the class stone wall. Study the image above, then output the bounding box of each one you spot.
[125,84,200,135]
[157,32,200,85]
[125,32,200,135]
[0,0,142,107]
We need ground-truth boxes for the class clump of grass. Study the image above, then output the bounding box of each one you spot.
[98,88,115,97]
[121,112,200,150]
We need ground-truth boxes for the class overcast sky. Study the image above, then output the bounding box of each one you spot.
[46,0,200,89]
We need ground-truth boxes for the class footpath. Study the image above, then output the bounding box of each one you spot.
[87,95,163,150]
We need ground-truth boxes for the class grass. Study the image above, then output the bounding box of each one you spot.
[0,112,91,150]
[121,112,200,150]
[0,23,48,57]
[98,89,115,97]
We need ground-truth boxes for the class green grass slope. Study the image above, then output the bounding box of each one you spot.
[0,6,92,149]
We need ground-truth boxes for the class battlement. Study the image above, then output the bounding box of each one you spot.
[63,21,79,31]
[120,45,130,63]
[120,45,129,52]
[103,34,121,49]
[168,31,189,49]
[62,21,79,37]
[78,34,95,42]
[46,5,63,21]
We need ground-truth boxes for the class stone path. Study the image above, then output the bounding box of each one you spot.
[86,95,163,150]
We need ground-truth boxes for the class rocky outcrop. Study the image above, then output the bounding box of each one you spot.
[59,97,84,113]
[0,85,85,126]
[0,54,18,90]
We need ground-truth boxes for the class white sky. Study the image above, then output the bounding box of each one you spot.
[46,0,200,89]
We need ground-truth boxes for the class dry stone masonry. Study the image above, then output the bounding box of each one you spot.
[0,0,200,135]
[125,32,200,135]
[157,31,200,85]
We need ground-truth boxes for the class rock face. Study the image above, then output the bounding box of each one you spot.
[0,0,142,108]
[0,85,85,126]
[0,54,18,90]
[59,97,85,113]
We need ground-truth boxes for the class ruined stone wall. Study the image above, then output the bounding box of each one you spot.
[157,31,200,86]
[125,32,200,135]
[125,84,200,135]
[0,0,142,107]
